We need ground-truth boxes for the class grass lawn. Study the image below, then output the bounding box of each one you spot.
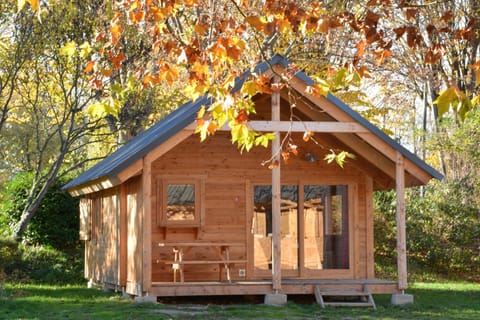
[1,281,479,319]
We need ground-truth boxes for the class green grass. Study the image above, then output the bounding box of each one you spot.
[1,282,480,319]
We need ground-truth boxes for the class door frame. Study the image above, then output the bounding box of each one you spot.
[246,179,355,280]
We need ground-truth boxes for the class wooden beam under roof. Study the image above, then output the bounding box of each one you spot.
[67,177,120,197]
[279,64,434,185]
[187,121,368,133]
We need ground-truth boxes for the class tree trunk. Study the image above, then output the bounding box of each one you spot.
[11,156,64,240]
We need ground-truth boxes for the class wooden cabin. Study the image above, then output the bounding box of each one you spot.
[64,55,442,303]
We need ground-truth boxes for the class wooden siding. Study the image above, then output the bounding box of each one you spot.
[84,188,121,286]
[149,131,373,283]
[125,176,144,295]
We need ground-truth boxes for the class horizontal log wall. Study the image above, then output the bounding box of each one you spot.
[149,131,373,283]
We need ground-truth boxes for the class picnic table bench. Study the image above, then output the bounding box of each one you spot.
[156,241,246,282]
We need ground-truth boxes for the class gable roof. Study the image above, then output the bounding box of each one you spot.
[64,55,442,192]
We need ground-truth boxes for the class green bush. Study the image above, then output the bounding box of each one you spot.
[0,172,79,249]
[374,179,480,281]
[20,245,85,284]
[0,238,84,285]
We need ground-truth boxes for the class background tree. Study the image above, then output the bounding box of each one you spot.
[0,0,109,239]
[0,0,34,135]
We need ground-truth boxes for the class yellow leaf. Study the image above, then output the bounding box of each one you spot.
[79,42,92,59]
[28,0,39,11]
[472,95,480,106]
[87,98,120,119]
[17,0,26,12]
[433,87,459,118]
[87,102,107,118]
[183,81,208,101]
[197,105,206,120]
[241,80,257,97]
[59,41,77,57]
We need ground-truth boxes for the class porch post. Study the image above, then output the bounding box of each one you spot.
[395,151,407,291]
[271,77,282,292]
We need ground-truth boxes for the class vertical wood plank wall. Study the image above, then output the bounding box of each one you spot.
[125,176,144,295]
[84,188,121,286]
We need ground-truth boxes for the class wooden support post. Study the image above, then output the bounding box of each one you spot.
[395,151,407,291]
[142,159,152,293]
[271,77,282,291]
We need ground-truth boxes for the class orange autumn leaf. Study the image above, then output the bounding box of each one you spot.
[472,61,480,87]
[440,11,453,23]
[100,68,113,77]
[142,74,160,87]
[194,22,209,35]
[356,65,372,78]
[374,48,391,64]
[356,39,366,58]
[148,6,169,21]
[255,75,273,94]
[268,160,279,169]
[303,131,314,142]
[191,61,210,79]
[110,24,123,45]
[281,151,290,161]
[405,9,417,21]
[235,109,249,124]
[245,15,265,32]
[207,121,217,135]
[275,16,292,34]
[110,52,126,69]
[305,83,329,97]
[159,64,179,84]
[84,60,95,73]
[87,76,103,90]
[288,143,299,156]
[129,10,145,24]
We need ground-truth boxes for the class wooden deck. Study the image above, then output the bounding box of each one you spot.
[150,279,400,297]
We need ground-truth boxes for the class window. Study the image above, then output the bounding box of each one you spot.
[158,176,204,226]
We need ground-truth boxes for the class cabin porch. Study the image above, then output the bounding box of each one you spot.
[149,279,400,297]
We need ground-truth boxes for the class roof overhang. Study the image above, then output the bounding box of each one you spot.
[64,54,442,196]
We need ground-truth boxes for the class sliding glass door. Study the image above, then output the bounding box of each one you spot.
[303,185,349,271]
[252,185,299,276]
[252,183,350,277]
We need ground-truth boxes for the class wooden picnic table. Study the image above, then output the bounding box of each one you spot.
[156,241,246,282]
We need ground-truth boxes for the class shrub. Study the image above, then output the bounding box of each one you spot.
[20,244,85,284]
[0,238,84,285]
[0,172,79,249]
[374,179,480,281]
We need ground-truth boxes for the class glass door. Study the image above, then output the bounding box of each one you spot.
[303,185,349,271]
[251,183,349,278]
[252,185,299,276]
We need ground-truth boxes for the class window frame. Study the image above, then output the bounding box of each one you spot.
[157,175,205,227]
